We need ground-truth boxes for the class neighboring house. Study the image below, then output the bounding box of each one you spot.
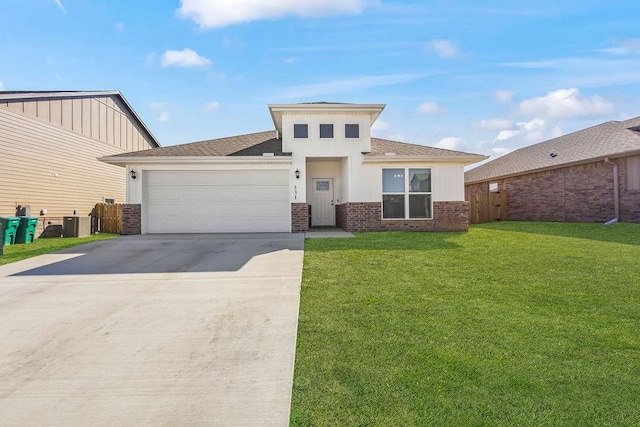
[0,91,160,234]
[101,103,486,234]
[465,117,640,223]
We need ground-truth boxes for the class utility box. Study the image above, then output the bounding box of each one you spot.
[63,216,91,238]
[16,216,39,244]
[0,217,20,245]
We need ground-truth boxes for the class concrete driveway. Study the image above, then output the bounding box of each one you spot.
[0,233,304,426]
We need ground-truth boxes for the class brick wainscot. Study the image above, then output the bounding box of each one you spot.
[336,201,469,232]
[291,203,309,232]
[121,204,141,235]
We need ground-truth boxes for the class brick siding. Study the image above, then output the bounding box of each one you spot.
[465,158,640,223]
[335,201,469,232]
[121,204,141,235]
[291,203,309,232]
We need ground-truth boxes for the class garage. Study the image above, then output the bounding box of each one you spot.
[144,170,290,233]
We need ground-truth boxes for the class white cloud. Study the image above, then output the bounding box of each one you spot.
[53,0,66,13]
[519,88,612,118]
[417,101,445,114]
[0,81,4,90]
[473,118,513,130]
[178,0,371,28]
[161,48,211,68]
[493,118,548,144]
[435,137,461,150]
[150,101,168,110]
[429,39,458,58]
[371,119,390,133]
[203,101,220,111]
[158,112,169,122]
[602,38,640,56]
[492,147,512,156]
[494,90,513,103]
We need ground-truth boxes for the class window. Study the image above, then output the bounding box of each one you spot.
[294,124,308,138]
[489,182,499,192]
[345,124,359,138]
[627,156,640,191]
[320,124,334,138]
[382,168,431,219]
[104,198,115,204]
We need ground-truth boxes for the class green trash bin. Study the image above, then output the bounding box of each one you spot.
[0,217,20,245]
[16,216,39,244]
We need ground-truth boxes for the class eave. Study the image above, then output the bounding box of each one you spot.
[363,154,488,166]
[268,103,386,134]
[99,155,293,166]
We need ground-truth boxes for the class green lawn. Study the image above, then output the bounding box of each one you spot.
[0,233,118,266]
[291,222,640,426]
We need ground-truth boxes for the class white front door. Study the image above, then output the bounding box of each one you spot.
[311,178,335,226]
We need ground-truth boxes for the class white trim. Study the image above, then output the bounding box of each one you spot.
[364,155,487,165]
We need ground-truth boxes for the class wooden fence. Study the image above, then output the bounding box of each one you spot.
[94,203,123,233]
[469,191,507,225]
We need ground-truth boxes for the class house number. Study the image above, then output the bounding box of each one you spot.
[294,185,298,200]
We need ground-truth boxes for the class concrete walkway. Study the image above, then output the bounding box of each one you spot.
[0,233,304,426]
[305,228,354,238]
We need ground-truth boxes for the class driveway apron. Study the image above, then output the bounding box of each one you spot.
[0,233,304,426]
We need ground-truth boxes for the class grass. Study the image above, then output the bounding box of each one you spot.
[290,222,640,426]
[0,233,118,266]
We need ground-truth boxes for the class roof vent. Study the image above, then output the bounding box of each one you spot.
[384,152,396,156]
[263,153,275,157]
[550,152,558,158]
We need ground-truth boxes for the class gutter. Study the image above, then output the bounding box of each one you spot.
[603,157,620,225]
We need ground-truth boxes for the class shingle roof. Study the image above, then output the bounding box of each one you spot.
[104,130,486,162]
[109,131,287,157]
[368,137,484,159]
[465,117,640,184]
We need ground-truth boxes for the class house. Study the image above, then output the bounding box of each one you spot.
[100,103,487,234]
[0,91,160,235]
[465,117,640,223]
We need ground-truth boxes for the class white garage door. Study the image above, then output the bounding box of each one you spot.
[145,170,290,233]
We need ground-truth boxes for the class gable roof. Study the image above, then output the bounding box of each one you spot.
[100,130,487,165]
[0,90,160,147]
[465,116,640,184]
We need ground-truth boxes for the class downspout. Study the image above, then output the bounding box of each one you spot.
[603,157,619,225]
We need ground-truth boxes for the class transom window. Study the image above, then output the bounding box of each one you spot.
[294,124,308,138]
[382,168,432,219]
[320,124,334,138]
[345,124,359,138]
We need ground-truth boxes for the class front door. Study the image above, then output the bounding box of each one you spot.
[311,178,335,226]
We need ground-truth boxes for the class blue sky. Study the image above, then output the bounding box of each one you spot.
[1,0,640,161]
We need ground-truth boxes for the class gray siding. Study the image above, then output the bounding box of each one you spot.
[1,95,154,152]
[0,106,129,217]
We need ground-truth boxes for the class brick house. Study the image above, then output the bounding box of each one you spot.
[101,103,487,234]
[465,117,640,223]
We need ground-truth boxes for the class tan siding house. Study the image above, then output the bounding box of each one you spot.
[0,91,159,233]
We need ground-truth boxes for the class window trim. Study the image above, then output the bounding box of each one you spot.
[319,123,334,139]
[345,124,360,139]
[382,167,432,220]
[294,124,308,139]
